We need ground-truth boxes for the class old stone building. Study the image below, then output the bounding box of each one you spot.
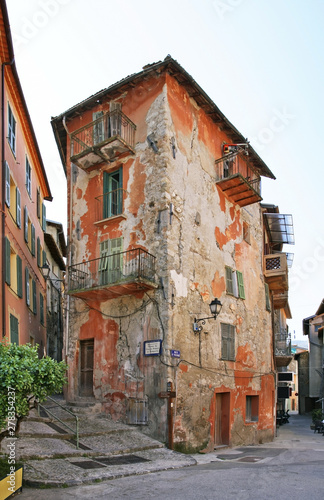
[52,56,293,450]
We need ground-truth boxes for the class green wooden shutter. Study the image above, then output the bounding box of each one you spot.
[40,293,44,325]
[32,280,37,314]
[5,237,11,285]
[5,162,10,207]
[24,206,28,242]
[10,314,19,345]
[225,266,233,294]
[236,271,245,299]
[229,325,235,360]
[221,323,235,361]
[25,267,30,306]
[17,255,22,298]
[16,187,21,227]
[42,250,47,267]
[265,283,271,311]
[42,203,46,231]
[37,237,41,267]
[31,224,35,256]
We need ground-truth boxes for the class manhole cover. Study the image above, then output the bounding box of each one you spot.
[70,460,106,469]
[96,455,150,466]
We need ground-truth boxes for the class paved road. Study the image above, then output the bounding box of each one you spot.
[18,413,324,499]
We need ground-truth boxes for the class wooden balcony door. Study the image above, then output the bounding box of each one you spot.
[80,339,94,397]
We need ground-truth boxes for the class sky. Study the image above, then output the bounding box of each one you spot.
[5,0,324,340]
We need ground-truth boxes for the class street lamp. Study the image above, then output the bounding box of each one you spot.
[41,263,65,285]
[193,298,222,333]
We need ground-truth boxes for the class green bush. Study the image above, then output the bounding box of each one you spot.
[0,342,67,443]
[311,408,323,422]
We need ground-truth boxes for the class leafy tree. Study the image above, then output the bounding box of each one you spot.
[0,342,67,444]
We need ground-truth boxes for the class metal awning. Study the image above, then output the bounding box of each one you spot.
[264,213,295,245]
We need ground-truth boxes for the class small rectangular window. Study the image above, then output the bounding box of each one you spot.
[246,395,259,422]
[225,267,245,299]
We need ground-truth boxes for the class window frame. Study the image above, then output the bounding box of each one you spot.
[246,395,259,423]
[225,266,245,299]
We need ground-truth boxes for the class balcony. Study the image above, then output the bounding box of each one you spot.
[215,153,262,207]
[275,331,292,367]
[94,188,126,223]
[68,248,157,300]
[264,253,288,293]
[70,110,136,170]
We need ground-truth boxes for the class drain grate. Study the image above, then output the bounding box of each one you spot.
[70,460,106,469]
[96,454,150,466]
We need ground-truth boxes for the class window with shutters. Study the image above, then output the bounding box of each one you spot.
[221,323,235,361]
[26,156,32,197]
[5,163,21,227]
[8,103,16,155]
[25,268,36,314]
[225,266,245,299]
[24,206,36,255]
[5,238,22,298]
[10,314,19,345]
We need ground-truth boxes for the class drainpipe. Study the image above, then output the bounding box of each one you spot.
[62,115,72,359]
[1,58,14,338]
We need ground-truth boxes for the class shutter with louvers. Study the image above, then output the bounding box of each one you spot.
[5,237,11,285]
[5,162,10,207]
[32,280,37,314]
[16,188,21,227]
[25,267,30,306]
[225,266,233,294]
[17,255,22,298]
[10,314,19,345]
[236,271,245,299]
[24,206,28,242]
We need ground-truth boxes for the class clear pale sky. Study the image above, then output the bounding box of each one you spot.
[6,0,324,340]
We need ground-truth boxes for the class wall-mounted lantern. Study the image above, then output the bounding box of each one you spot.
[193,298,222,333]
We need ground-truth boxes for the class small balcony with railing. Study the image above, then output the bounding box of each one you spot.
[68,248,157,300]
[94,188,126,224]
[215,153,262,207]
[70,110,136,170]
[264,253,288,293]
[275,330,292,367]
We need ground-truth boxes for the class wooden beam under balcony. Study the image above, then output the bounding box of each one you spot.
[216,174,262,207]
[264,253,288,293]
[69,278,158,301]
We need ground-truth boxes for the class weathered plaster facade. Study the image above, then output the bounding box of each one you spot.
[52,57,292,450]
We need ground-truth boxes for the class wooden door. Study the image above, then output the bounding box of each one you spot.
[214,392,230,446]
[80,340,94,397]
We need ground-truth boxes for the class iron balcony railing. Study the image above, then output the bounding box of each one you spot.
[215,153,261,195]
[275,330,291,357]
[95,188,126,222]
[68,248,156,292]
[71,109,136,158]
